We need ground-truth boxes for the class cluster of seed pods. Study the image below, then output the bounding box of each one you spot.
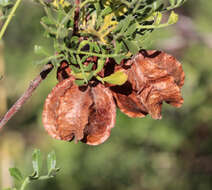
[42,50,185,145]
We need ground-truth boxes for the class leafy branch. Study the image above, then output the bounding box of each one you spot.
[4,149,60,190]
[35,0,187,85]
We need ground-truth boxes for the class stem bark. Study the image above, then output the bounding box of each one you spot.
[73,0,80,35]
[0,63,54,130]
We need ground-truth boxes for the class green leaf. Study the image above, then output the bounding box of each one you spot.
[103,70,128,85]
[135,32,152,49]
[57,27,68,39]
[47,151,56,174]
[9,168,23,182]
[34,45,49,56]
[114,40,123,54]
[42,5,56,23]
[93,43,101,53]
[0,0,13,7]
[57,9,66,22]
[94,58,105,75]
[70,36,80,44]
[120,15,133,35]
[75,79,86,86]
[124,40,140,55]
[40,22,57,35]
[94,2,101,16]
[113,19,124,34]
[125,23,137,37]
[114,55,126,65]
[70,65,81,73]
[152,1,162,11]
[56,7,74,39]
[101,6,113,17]
[41,16,56,25]
[32,149,42,177]
[167,11,178,24]
[154,12,162,25]
[84,63,94,72]
[169,0,176,6]
[69,53,77,64]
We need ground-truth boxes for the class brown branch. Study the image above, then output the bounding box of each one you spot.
[73,0,80,35]
[0,63,54,130]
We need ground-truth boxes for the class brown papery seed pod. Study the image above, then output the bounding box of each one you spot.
[110,50,185,120]
[42,77,116,145]
[82,83,116,145]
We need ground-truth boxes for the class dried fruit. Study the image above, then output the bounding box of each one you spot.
[110,50,184,119]
[43,75,116,145]
[43,50,185,145]
[82,83,116,145]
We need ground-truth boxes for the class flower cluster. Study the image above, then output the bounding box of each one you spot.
[42,50,184,145]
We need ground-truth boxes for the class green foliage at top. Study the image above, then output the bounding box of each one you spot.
[0,0,186,85]
[34,0,186,85]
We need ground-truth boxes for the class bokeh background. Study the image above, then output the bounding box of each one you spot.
[1,0,212,189]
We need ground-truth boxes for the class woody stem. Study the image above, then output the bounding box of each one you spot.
[0,63,54,130]
[73,0,80,35]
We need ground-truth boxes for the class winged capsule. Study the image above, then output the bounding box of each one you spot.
[110,50,185,119]
[42,50,185,145]
[42,61,116,145]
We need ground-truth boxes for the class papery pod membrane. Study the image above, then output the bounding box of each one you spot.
[43,78,116,145]
[110,82,148,118]
[56,84,93,141]
[82,83,116,145]
[110,50,184,119]
[138,50,185,87]
[42,78,93,141]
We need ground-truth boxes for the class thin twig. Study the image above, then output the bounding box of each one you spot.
[0,0,23,40]
[0,63,54,130]
[73,0,80,35]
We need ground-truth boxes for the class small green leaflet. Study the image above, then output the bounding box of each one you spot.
[32,149,42,177]
[167,11,178,25]
[47,151,56,174]
[103,70,128,85]
[34,45,49,56]
[47,150,60,177]
[9,168,23,182]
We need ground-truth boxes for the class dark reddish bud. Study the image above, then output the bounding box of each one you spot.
[57,61,71,82]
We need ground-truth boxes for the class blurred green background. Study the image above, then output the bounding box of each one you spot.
[1,0,212,190]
